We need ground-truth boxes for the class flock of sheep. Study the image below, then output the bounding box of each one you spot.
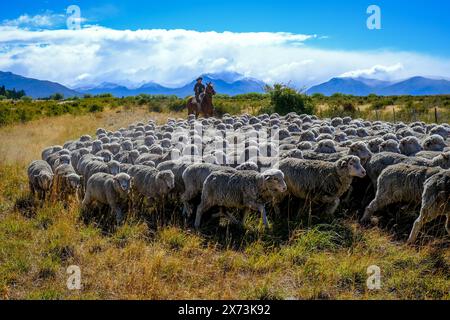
[28,112,450,244]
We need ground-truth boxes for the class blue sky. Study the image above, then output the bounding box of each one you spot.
[1,0,449,88]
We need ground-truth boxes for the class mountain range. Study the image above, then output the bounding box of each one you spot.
[0,71,79,98]
[75,73,266,97]
[1,70,450,99]
[306,76,450,96]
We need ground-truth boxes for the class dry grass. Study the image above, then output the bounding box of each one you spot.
[0,106,183,166]
[0,107,449,300]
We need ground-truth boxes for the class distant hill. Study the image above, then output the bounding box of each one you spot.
[307,76,450,96]
[3,70,450,99]
[0,71,80,98]
[76,73,266,97]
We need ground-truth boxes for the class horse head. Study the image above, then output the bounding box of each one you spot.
[206,82,216,96]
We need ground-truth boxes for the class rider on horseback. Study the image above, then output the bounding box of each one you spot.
[194,77,205,105]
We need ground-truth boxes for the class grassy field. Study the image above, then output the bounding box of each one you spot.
[0,104,449,300]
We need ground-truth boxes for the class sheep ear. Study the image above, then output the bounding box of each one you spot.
[340,160,348,168]
[443,153,449,160]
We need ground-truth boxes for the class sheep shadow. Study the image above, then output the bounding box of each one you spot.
[14,193,38,218]
[370,203,448,245]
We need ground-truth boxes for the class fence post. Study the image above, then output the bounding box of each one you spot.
[393,106,396,123]
[434,107,438,124]
[375,110,379,121]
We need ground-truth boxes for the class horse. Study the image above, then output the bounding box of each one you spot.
[186,82,216,118]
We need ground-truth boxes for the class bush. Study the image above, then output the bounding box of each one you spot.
[21,96,32,102]
[267,84,315,115]
[168,99,186,112]
[88,104,104,113]
[50,93,64,101]
[0,95,7,100]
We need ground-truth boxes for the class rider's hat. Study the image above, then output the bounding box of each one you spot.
[196,77,203,81]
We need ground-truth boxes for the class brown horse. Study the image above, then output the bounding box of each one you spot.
[186,82,216,118]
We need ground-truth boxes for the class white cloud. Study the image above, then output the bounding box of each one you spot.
[2,13,66,29]
[0,26,449,89]
[339,63,404,80]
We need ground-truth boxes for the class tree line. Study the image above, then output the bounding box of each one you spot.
[0,85,26,100]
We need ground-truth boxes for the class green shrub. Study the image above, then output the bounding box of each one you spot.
[267,84,315,115]
[168,99,186,112]
[49,93,64,101]
[0,95,7,100]
[20,96,32,102]
[88,104,104,113]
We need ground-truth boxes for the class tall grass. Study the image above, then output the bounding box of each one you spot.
[0,108,448,300]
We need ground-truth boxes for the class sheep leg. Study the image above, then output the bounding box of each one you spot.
[29,181,35,197]
[446,214,450,236]
[114,205,125,225]
[361,191,393,224]
[261,206,268,228]
[194,200,212,229]
[221,208,240,225]
[324,198,340,217]
[407,203,435,244]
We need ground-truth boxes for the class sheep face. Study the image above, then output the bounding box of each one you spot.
[423,135,446,152]
[67,174,81,190]
[37,172,53,191]
[399,137,422,156]
[108,161,121,175]
[59,155,71,165]
[338,156,366,178]
[262,169,287,193]
[380,140,400,154]
[157,170,175,194]
[114,173,132,194]
[348,143,372,163]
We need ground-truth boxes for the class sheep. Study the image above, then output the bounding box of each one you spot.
[83,160,121,189]
[27,160,54,201]
[280,149,304,159]
[278,156,366,216]
[314,139,337,154]
[76,154,104,176]
[407,169,450,244]
[70,148,90,170]
[82,173,132,224]
[235,162,259,171]
[367,138,384,154]
[430,152,450,169]
[365,152,431,188]
[194,169,287,229]
[127,165,175,209]
[422,134,446,152]
[399,136,422,156]
[429,125,449,140]
[114,150,140,164]
[361,163,442,224]
[156,160,191,197]
[181,164,236,218]
[51,154,71,171]
[415,150,445,160]
[380,139,401,154]
[41,145,62,161]
[53,163,82,204]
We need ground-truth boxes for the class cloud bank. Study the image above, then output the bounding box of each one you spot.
[1,25,450,89]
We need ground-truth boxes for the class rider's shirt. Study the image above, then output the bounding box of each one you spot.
[194,83,205,96]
